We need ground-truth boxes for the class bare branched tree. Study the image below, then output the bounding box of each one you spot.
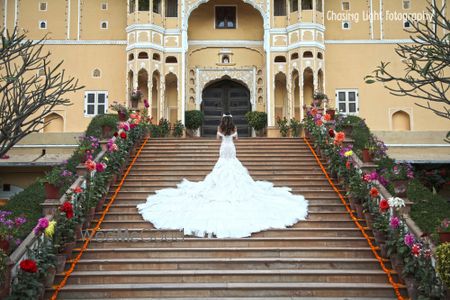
[365,1,450,120]
[0,29,83,157]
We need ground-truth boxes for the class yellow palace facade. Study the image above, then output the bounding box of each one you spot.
[1,0,449,138]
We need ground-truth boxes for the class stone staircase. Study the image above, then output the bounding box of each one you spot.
[48,138,406,299]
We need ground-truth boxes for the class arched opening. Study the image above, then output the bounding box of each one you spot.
[201,79,251,137]
[274,56,287,63]
[128,53,134,61]
[165,73,178,123]
[151,71,160,121]
[44,113,64,133]
[392,111,411,131]
[317,52,323,59]
[303,68,314,107]
[292,70,300,120]
[303,51,313,58]
[128,70,134,104]
[138,52,149,59]
[317,69,324,93]
[136,69,148,109]
[165,56,178,63]
[153,53,161,61]
[291,53,299,60]
[275,72,288,120]
[302,0,312,10]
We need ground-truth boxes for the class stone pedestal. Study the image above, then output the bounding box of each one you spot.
[41,199,61,216]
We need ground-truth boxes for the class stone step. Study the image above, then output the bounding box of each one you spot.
[128,164,326,170]
[46,282,403,298]
[141,146,312,151]
[77,236,374,248]
[134,157,322,162]
[46,297,401,300]
[139,148,312,153]
[73,246,379,260]
[110,187,340,195]
[95,211,352,222]
[96,219,365,230]
[84,228,368,239]
[115,176,334,183]
[60,269,396,285]
[125,170,327,176]
[102,202,348,213]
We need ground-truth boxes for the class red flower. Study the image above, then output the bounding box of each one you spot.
[120,132,127,139]
[73,186,83,194]
[130,123,137,129]
[346,161,351,169]
[411,243,421,257]
[60,201,74,219]
[315,120,323,126]
[113,132,118,137]
[379,199,389,212]
[20,259,38,273]
[328,129,335,138]
[311,108,318,116]
[334,132,346,145]
[323,114,331,121]
[369,187,379,198]
[84,159,96,171]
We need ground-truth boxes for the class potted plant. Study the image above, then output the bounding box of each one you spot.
[289,118,302,138]
[245,111,267,137]
[30,222,57,289]
[97,114,118,139]
[386,163,414,197]
[41,166,75,199]
[8,258,44,300]
[276,116,289,137]
[326,106,336,120]
[0,249,12,298]
[436,242,450,291]
[361,141,376,163]
[312,91,328,108]
[437,219,450,243]
[185,110,204,137]
[130,89,142,108]
[110,101,129,121]
[0,211,26,253]
[158,118,171,137]
[172,120,185,137]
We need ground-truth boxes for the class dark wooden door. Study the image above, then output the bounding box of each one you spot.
[201,80,251,137]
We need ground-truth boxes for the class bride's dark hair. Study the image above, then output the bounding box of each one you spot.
[219,113,236,136]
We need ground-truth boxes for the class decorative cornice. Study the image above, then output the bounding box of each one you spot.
[37,40,127,45]
[271,41,325,52]
[325,39,415,44]
[126,43,182,53]
[126,24,180,35]
[271,23,326,34]
[189,40,263,47]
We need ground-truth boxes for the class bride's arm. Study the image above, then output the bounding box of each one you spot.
[216,126,222,139]
[234,127,238,140]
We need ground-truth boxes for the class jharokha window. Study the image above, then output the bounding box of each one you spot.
[216,6,236,29]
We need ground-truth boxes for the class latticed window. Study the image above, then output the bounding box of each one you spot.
[129,0,135,13]
[153,0,161,14]
[316,0,322,12]
[291,0,298,12]
[274,0,286,16]
[165,0,177,17]
[302,0,312,10]
[215,7,236,29]
[336,89,359,115]
[85,92,108,116]
[139,0,149,11]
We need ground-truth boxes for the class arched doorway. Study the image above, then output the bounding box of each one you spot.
[201,79,251,137]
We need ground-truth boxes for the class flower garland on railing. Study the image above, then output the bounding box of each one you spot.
[302,109,446,299]
[6,110,150,298]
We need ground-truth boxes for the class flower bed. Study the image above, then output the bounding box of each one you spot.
[303,109,447,298]
[2,110,150,298]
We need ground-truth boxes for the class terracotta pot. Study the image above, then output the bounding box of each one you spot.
[118,111,127,121]
[131,99,138,109]
[44,265,57,288]
[341,124,353,137]
[44,182,60,199]
[101,125,113,139]
[255,128,266,137]
[75,164,89,177]
[379,243,388,258]
[63,241,76,260]
[404,276,418,300]
[326,109,335,120]
[439,231,450,243]
[355,203,364,219]
[361,148,373,163]
[83,207,96,229]
[392,179,408,197]
[390,255,405,282]
[364,212,374,230]
[373,229,387,244]
[74,223,82,239]
[0,238,9,253]
[55,254,66,273]
[95,196,106,213]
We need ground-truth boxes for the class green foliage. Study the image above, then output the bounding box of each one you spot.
[85,114,119,138]
[0,249,7,284]
[172,120,185,137]
[3,182,45,245]
[289,118,302,137]
[276,117,289,137]
[185,110,204,130]
[436,243,450,288]
[408,179,450,236]
[158,118,171,137]
[7,266,43,300]
[245,111,267,131]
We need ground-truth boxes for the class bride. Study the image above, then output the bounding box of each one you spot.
[137,114,308,238]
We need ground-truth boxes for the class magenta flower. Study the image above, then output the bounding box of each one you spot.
[144,99,149,108]
[95,162,107,172]
[404,233,415,247]
[33,217,49,235]
[389,216,400,229]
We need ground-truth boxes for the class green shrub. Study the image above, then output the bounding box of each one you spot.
[436,242,450,288]
[185,110,204,130]
[158,118,171,137]
[85,114,119,138]
[245,111,267,131]
[172,120,185,137]
[289,118,302,137]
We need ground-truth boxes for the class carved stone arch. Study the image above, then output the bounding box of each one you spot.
[196,68,256,105]
[390,108,412,131]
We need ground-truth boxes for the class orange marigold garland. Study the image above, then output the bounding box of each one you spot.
[303,137,404,300]
[51,137,149,299]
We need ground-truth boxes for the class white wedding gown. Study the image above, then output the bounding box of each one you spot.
[137,131,308,238]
